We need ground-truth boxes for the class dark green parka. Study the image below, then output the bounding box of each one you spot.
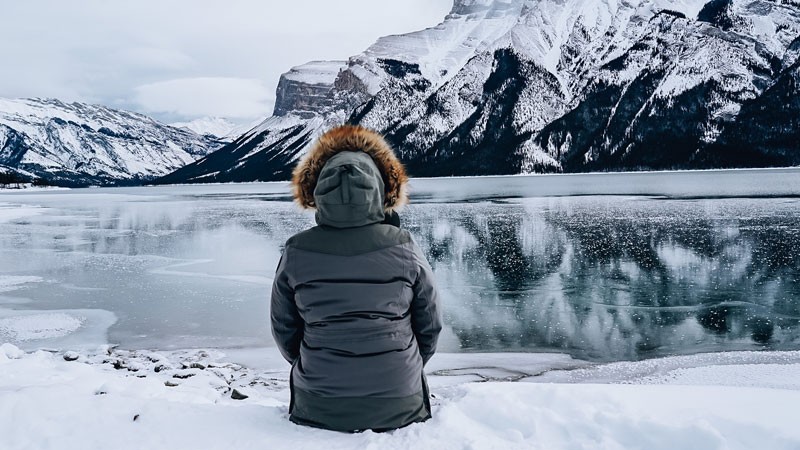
[270,125,442,432]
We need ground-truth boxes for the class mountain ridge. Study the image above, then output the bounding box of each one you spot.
[158,0,799,184]
[0,97,222,186]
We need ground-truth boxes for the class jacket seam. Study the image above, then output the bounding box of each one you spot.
[287,240,411,258]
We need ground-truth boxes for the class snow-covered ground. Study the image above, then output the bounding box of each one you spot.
[1,343,799,450]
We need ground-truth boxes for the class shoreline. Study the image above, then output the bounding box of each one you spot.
[2,165,799,192]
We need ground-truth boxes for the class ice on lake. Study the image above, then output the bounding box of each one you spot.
[0,168,799,361]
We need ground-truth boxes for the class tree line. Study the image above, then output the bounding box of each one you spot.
[0,171,49,188]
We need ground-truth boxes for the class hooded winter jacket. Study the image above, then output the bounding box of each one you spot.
[270,125,442,432]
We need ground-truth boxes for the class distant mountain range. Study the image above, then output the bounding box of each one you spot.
[158,0,800,185]
[0,98,221,186]
[170,117,259,140]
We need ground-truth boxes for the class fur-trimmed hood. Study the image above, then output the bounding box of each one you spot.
[292,125,408,211]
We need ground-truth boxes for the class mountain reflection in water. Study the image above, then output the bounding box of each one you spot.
[405,197,800,361]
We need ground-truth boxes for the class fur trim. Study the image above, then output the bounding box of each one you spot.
[292,125,409,211]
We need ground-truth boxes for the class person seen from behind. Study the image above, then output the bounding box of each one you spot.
[270,125,442,432]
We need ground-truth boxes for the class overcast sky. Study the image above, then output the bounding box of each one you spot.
[2,1,452,124]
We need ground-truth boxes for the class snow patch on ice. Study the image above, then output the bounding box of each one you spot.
[0,275,43,293]
[0,202,43,223]
[0,308,117,350]
[0,312,83,341]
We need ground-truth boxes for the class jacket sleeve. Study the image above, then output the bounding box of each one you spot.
[270,250,303,364]
[410,241,443,365]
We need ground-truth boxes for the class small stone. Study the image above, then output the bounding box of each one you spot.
[63,351,80,362]
[164,381,179,387]
[133,414,140,422]
[231,389,249,400]
[172,372,195,379]
[189,363,206,370]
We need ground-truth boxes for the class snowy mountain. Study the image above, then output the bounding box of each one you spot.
[0,98,222,186]
[159,0,800,184]
[170,117,239,140]
[169,117,261,140]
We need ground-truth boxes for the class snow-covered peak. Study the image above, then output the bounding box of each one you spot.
[282,61,345,85]
[170,117,247,139]
[354,0,523,91]
[449,0,519,16]
[344,0,719,98]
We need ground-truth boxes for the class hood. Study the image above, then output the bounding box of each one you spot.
[292,125,409,227]
[312,152,386,228]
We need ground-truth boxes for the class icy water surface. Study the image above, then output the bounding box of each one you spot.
[1,168,799,361]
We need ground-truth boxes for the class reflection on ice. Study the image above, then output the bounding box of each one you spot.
[408,197,800,360]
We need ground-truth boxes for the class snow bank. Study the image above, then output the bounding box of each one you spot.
[632,363,800,391]
[534,350,800,384]
[1,346,799,450]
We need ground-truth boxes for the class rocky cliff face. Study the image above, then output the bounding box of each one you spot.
[160,0,800,184]
[0,98,221,186]
[273,61,345,118]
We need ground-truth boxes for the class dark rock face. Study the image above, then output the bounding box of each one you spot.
[0,125,29,167]
[157,123,314,184]
[705,61,800,166]
[274,78,334,118]
[273,62,344,118]
[158,0,800,185]
[698,0,738,30]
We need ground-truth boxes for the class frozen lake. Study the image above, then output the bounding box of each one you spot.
[1,168,799,361]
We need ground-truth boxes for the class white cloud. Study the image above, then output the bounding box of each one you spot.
[0,0,453,122]
[135,78,272,119]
